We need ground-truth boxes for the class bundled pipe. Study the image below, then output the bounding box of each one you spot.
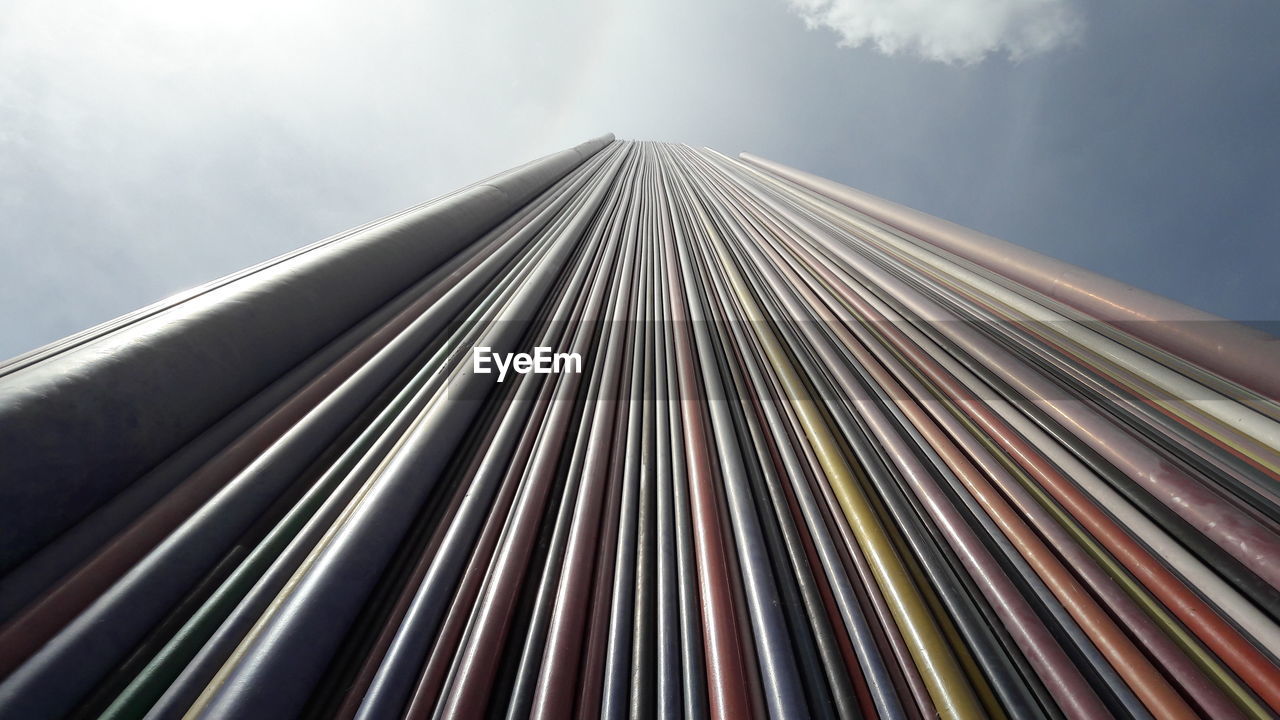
[0,137,1278,720]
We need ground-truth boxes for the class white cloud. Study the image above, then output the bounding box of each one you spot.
[786,0,1083,64]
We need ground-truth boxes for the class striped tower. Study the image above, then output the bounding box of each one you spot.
[1,137,1278,719]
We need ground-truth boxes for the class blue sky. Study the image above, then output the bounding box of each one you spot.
[1,0,1277,360]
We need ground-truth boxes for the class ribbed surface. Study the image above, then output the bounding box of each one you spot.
[1,138,1278,719]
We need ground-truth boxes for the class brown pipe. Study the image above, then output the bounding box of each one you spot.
[739,152,1280,404]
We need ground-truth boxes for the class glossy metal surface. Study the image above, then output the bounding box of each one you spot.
[1,138,1278,719]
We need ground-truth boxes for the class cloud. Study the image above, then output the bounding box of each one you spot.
[786,0,1084,64]
[0,0,612,359]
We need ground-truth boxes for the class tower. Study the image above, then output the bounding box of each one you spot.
[2,137,1278,718]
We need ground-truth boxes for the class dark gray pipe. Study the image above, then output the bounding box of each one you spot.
[0,134,614,573]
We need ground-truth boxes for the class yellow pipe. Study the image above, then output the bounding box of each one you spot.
[685,187,984,720]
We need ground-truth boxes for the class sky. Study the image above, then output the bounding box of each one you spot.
[1,0,1278,360]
